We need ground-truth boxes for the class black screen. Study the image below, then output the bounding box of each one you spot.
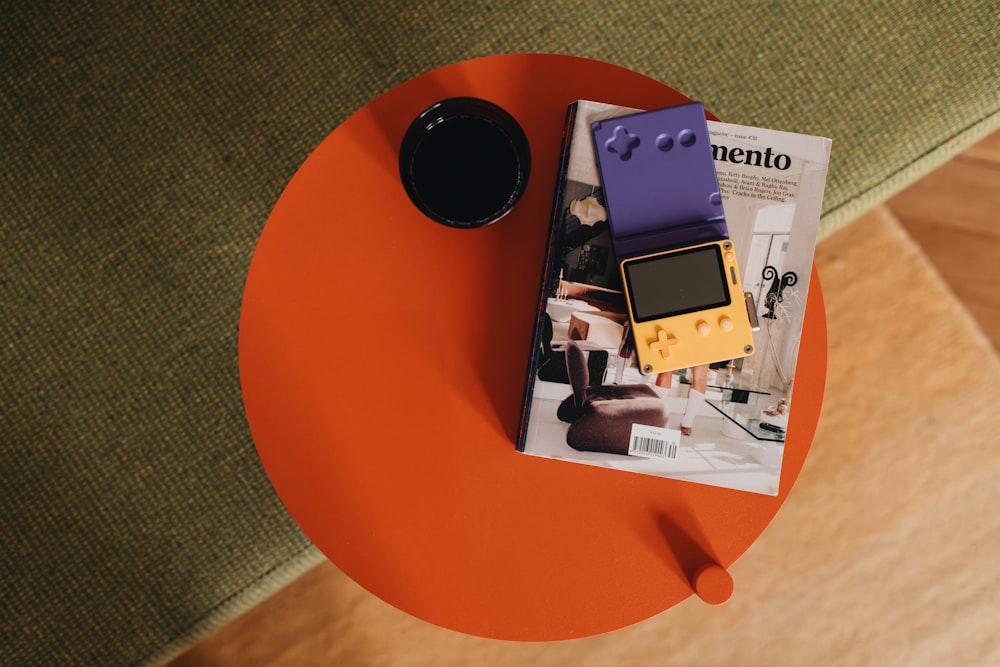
[624,245,731,321]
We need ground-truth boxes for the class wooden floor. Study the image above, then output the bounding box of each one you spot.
[888,129,1000,351]
[166,129,999,666]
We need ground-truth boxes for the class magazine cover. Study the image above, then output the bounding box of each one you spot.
[516,100,832,495]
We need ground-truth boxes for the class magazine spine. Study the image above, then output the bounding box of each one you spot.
[516,102,580,451]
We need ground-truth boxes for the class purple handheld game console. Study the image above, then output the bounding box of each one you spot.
[591,102,755,375]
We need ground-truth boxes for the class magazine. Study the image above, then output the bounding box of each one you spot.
[516,100,832,495]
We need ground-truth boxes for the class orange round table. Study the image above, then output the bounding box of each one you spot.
[239,54,826,640]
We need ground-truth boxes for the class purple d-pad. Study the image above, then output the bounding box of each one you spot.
[591,102,728,260]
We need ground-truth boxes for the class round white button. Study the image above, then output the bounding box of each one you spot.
[696,321,711,335]
[719,317,733,331]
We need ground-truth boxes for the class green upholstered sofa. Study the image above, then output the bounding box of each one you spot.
[3,3,997,665]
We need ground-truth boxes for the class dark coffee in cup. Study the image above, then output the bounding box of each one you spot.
[399,97,530,228]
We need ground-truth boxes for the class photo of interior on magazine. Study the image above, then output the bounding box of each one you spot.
[518,101,830,496]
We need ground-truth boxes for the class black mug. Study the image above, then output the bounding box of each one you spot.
[399,97,531,229]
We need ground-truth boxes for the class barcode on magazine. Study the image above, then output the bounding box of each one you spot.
[628,424,681,460]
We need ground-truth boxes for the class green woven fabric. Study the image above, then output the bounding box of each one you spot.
[2,3,996,665]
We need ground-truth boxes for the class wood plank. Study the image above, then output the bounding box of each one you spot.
[896,217,1000,350]
[890,129,1000,349]
[888,160,1000,239]
[960,129,1000,164]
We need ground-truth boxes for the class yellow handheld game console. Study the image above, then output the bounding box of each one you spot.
[620,240,754,375]
[591,102,756,375]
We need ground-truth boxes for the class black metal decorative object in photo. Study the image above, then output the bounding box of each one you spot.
[762,266,798,319]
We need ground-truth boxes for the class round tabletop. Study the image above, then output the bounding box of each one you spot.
[239,54,827,640]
